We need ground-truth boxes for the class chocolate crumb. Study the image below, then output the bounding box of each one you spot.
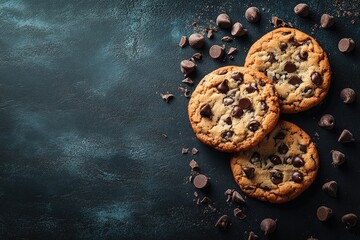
[191,147,199,155]
[179,36,188,48]
[215,215,230,230]
[221,36,233,42]
[182,77,194,86]
[234,207,247,219]
[182,148,189,154]
[200,196,211,204]
[228,47,237,55]
[189,159,199,171]
[161,93,175,103]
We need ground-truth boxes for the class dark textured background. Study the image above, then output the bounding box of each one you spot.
[0,0,360,239]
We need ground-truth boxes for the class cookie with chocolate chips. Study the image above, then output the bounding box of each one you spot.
[188,66,280,152]
[244,27,331,113]
[230,121,319,203]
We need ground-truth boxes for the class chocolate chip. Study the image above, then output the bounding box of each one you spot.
[182,77,194,86]
[231,22,247,36]
[242,166,255,179]
[321,14,334,28]
[279,42,288,51]
[299,51,308,60]
[161,93,174,103]
[294,3,310,17]
[260,101,268,111]
[284,61,297,73]
[246,86,257,93]
[338,38,356,53]
[193,174,209,189]
[270,171,283,185]
[269,155,282,165]
[232,190,245,204]
[271,16,289,28]
[245,7,261,23]
[216,80,229,93]
[231,72,243,81]
[209,45,224,59]
[289,38,301,47]
[180,60,196,77]
[341,213,358,229]
[222,130,234,140]
[224,117,232,125]
[268,52,276,63]
[232,105,244,118]
[278,143,289,154]
[189,159,199,171]
[340,88,356,103]
[188,33,205,49]
[221,36,233,42]
[293,156,305,167]
[192,52,202,60]
[238,98,252,109]
[247,120,260,132]
[338,129,355,143]
[322,180,338,198]
[234,208,247,219]
[317,206,333,221]
[225,188,235,196]
[250,152,260,164]
[318,114,335,129]
[303,86,313,98]
[310,72,322,85]
[191,147,199,155]
[292,171,304,183]
[200,104,212,118]
[228,47,237,55]
[216,13,232,29]
[288,76,302,86]
[274,132,285,140]
[331,150,346,167]
[215,215,230,230]
[299,144,307,153]
[260,218,277,235]
[248,231,259,240]
[178,87,191,98]
[223,97,234,106]
[179,36,188,48]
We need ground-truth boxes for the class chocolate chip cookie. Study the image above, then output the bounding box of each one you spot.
[230,120,319,203]
[244,27,331,113]
[188,66,280,152]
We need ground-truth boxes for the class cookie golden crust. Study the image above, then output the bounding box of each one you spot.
[188,66,280,152]
[230,120,319,203]
[244,27,331,113]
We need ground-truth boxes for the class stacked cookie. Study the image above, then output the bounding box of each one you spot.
[188,27,331,203]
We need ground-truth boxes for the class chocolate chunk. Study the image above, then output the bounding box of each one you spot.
[193,174,209,189]
[247,120,260,132]
[215,215,230,230]
[231,72,243,81]
[180,60,196,77]
[269,155,282,165]
[228,47,237,55]
[303,86,313,98]
[248,231,259,240]
[182,147,189,154]
[289,38,301,47]
[271,16,289,28]
[209,45,224,59]
[242,166,255,179]
[188,33,205,49]
[292,171,304,183]
[274,132,285,140]
[161,93,174,103]
[284,61,297,73]
[192,52,202,60]
[179,36,188,48]
[260,101,268,111]
[232,106,244,118]
[321,14,334,28]
[288,76,302,86]
[245,7,261,23]
[278,143,289,154]
[318,114,335,129]
[268,52,276,63]
[245,86,257,93]
[225,188,235,196]
[299,144,307,153]
[189,159,199,171]
[341,213,358,229]
[260,218,277,235]
[250,152,260,164]
[223,97,235,106]
[331,150,346,167]
[279,42,288,51]
[207,29,214,39]
[182,77,194,86]
[322,180,338,198]
[233,207,247,219]
[293,156,305,167]
[294,3,310,17]
[191,147,199,155]
[232,190,245,204]
[224,117,232,125]
[299,51,308,60]
[178,87,191,98]
[340,88,356,103]
[216,13,232,29]
[258,80,266,87]
[270,171,283,185]
[317,206,333,221]
[338,129,355,143]
[217,79,229,93]
[200,104,212,118]
[231,22,247,36]
[338,38,356,53]
[310,72,322,85]
[221,36,233,42]
[238,98,252,109]
[222,130,234,140]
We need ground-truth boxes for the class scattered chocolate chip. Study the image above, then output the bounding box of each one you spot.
[268,52,276,63]
[215,215,230,230]
[271,16,290,28]
[182,77,194,86]
[331,150,346,167]
[246,86,257,93]
[216,13,232,29]
[338,38,356,53]
[278,143,289,154]
[200,104,212,118]
[321,14,334,28]
[260,218,277,235]
[294,3,310,17]
[260,101,268,111]
[161,93,174,103]
[238,98,252,109]
[274,132,285,140]
[200,196,211,204]
[223,97,235,106]
[222,130,234,140]
[279,42,288,51]
[310,72,322,85]
[231,22,247,36]
[250,152,260,164]
[224,117,232,125]
[209,45,224,59]
[340,88,356,103]
[234,208,247,219]
[221,36,233,42]
[231,72,243,81]
[180,60,196,77]
[179,36,188,48]
[342,213,358,229]
[248,231,259,240]
[207,29,214,39]
[178,87,191,98]
[299,51,308,60]
[228,47,237,55]
[288,76,302,86]
[193,174,209,189]
[299,144,307,153]
[317,206,333,222]
[318,114,335,129]
[322,180,338,198]
[284,61,297,73]
[245,7,261,23]
[232,105,244,117]
[182,148,189,154]
[289,38,301,47]
[242,166,255,179]
[338,129,355,143]
[225,188,235,196]
[269,155,282,165]
[188,33,205,49]
[293,156,305,167]
[270,171,283,185]
[232,190,245,204]
[191,147,199,155]
[192,52,202,60]
[247,120,260,132]
[229,55,234,60]
[292,171,304,183]
[189,159,199,171]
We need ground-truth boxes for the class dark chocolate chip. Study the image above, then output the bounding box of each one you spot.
[209,45,224,59]
[274,132,285,140]
[272,75,279,83]
[231,22,247,36]
[200,104,212,119]
[216,13,232,29]
[270,171,283,185]
[182,77,194,86]
[233,208,247,219]
[242,166,255,179]
[299,144,307,153]
[269,155,282,165]
[192,52,202,60]
[248,231,259,240]
[221,36,233,42]
[321,14,334,28]
[231,72,243,81]
[279,42,288,51]
[268,52,276,63]
[299,51,308,60]
[292,171,303,183]
[322,180,338,198]
[260,101,268,111]
[232,190,245,204]
[250,152,260,164]
[288,76,302,86]
[318,114,335,129]
[338,129,355,143]
[260,218,277,235]
[271,16,291,28]
[245,86,257,93]
[232,106,244,118]
[293,156,305,167]
[225,188,235,196]
[340,88,356,103]
[222,130,234,140]
[317,206,333,221]
[278,143,289,154]
[193,174,209,189]
[189,159,199,171]
[161,93,174,103]
[247,120,260,132]
[284,61,297,73]
[238,98,252,109]
[224,117,232,125]
[215,215,230,230]
[289,38,301,47]
[179,36,188,48]
[294,3,310,17]
[217,69,228,75]
[341,213,358,229]
[217,79,229,93]
[258,79,266,87]
[223,97,235,106]
[331,150,346,167]
[188,33,205,49]
[180,60,196,77]
[310,72,322,85]
[338,38,356,53]
[228,47,237,55]
[245,7,261,23]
